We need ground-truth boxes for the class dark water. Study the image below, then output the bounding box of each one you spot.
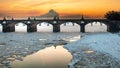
[11,46,72,68]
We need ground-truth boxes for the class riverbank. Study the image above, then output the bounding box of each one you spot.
[64,33,120,68]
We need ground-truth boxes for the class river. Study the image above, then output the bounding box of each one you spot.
[0,32,80,68]
[0,22,107,68]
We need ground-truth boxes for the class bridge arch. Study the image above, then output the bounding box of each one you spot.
[15,22,27,32]
[37,22,53,32]
[60,22,80,32]
[85,22,107,32]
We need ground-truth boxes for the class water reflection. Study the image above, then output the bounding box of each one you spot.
[0,32,80,68]
[11,46,72,68]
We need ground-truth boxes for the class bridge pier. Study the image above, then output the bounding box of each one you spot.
[27,24,37,32]
[53,16,60,32]
[108,24,119,32]
[2,24,15,32]
[80,15,85,33]
[8,24,15,32]
[106,21,120,32]
[53,24,60,32]
[80,25,85,33]
[2,24,8,32]
[107,26,110,32]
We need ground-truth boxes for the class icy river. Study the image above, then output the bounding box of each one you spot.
[0,22,107,68]
[0,32,80,68]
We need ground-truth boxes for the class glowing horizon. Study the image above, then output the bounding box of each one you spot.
[0,0,120,18]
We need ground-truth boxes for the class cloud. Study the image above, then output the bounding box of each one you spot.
[29,1,59,7]
[15,0,81,8]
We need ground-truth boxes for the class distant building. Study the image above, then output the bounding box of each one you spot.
[31,9,89,19]
[32,9,59,19]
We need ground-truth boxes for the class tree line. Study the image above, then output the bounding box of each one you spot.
[105,10,120,32]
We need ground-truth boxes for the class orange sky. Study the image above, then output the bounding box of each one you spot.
[0,0,120,18]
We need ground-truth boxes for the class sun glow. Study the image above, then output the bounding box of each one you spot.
[0,0,120,18]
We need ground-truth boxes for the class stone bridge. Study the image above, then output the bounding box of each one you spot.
[0,16,114,32]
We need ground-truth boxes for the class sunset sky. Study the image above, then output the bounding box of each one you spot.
[0,0,120,18]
